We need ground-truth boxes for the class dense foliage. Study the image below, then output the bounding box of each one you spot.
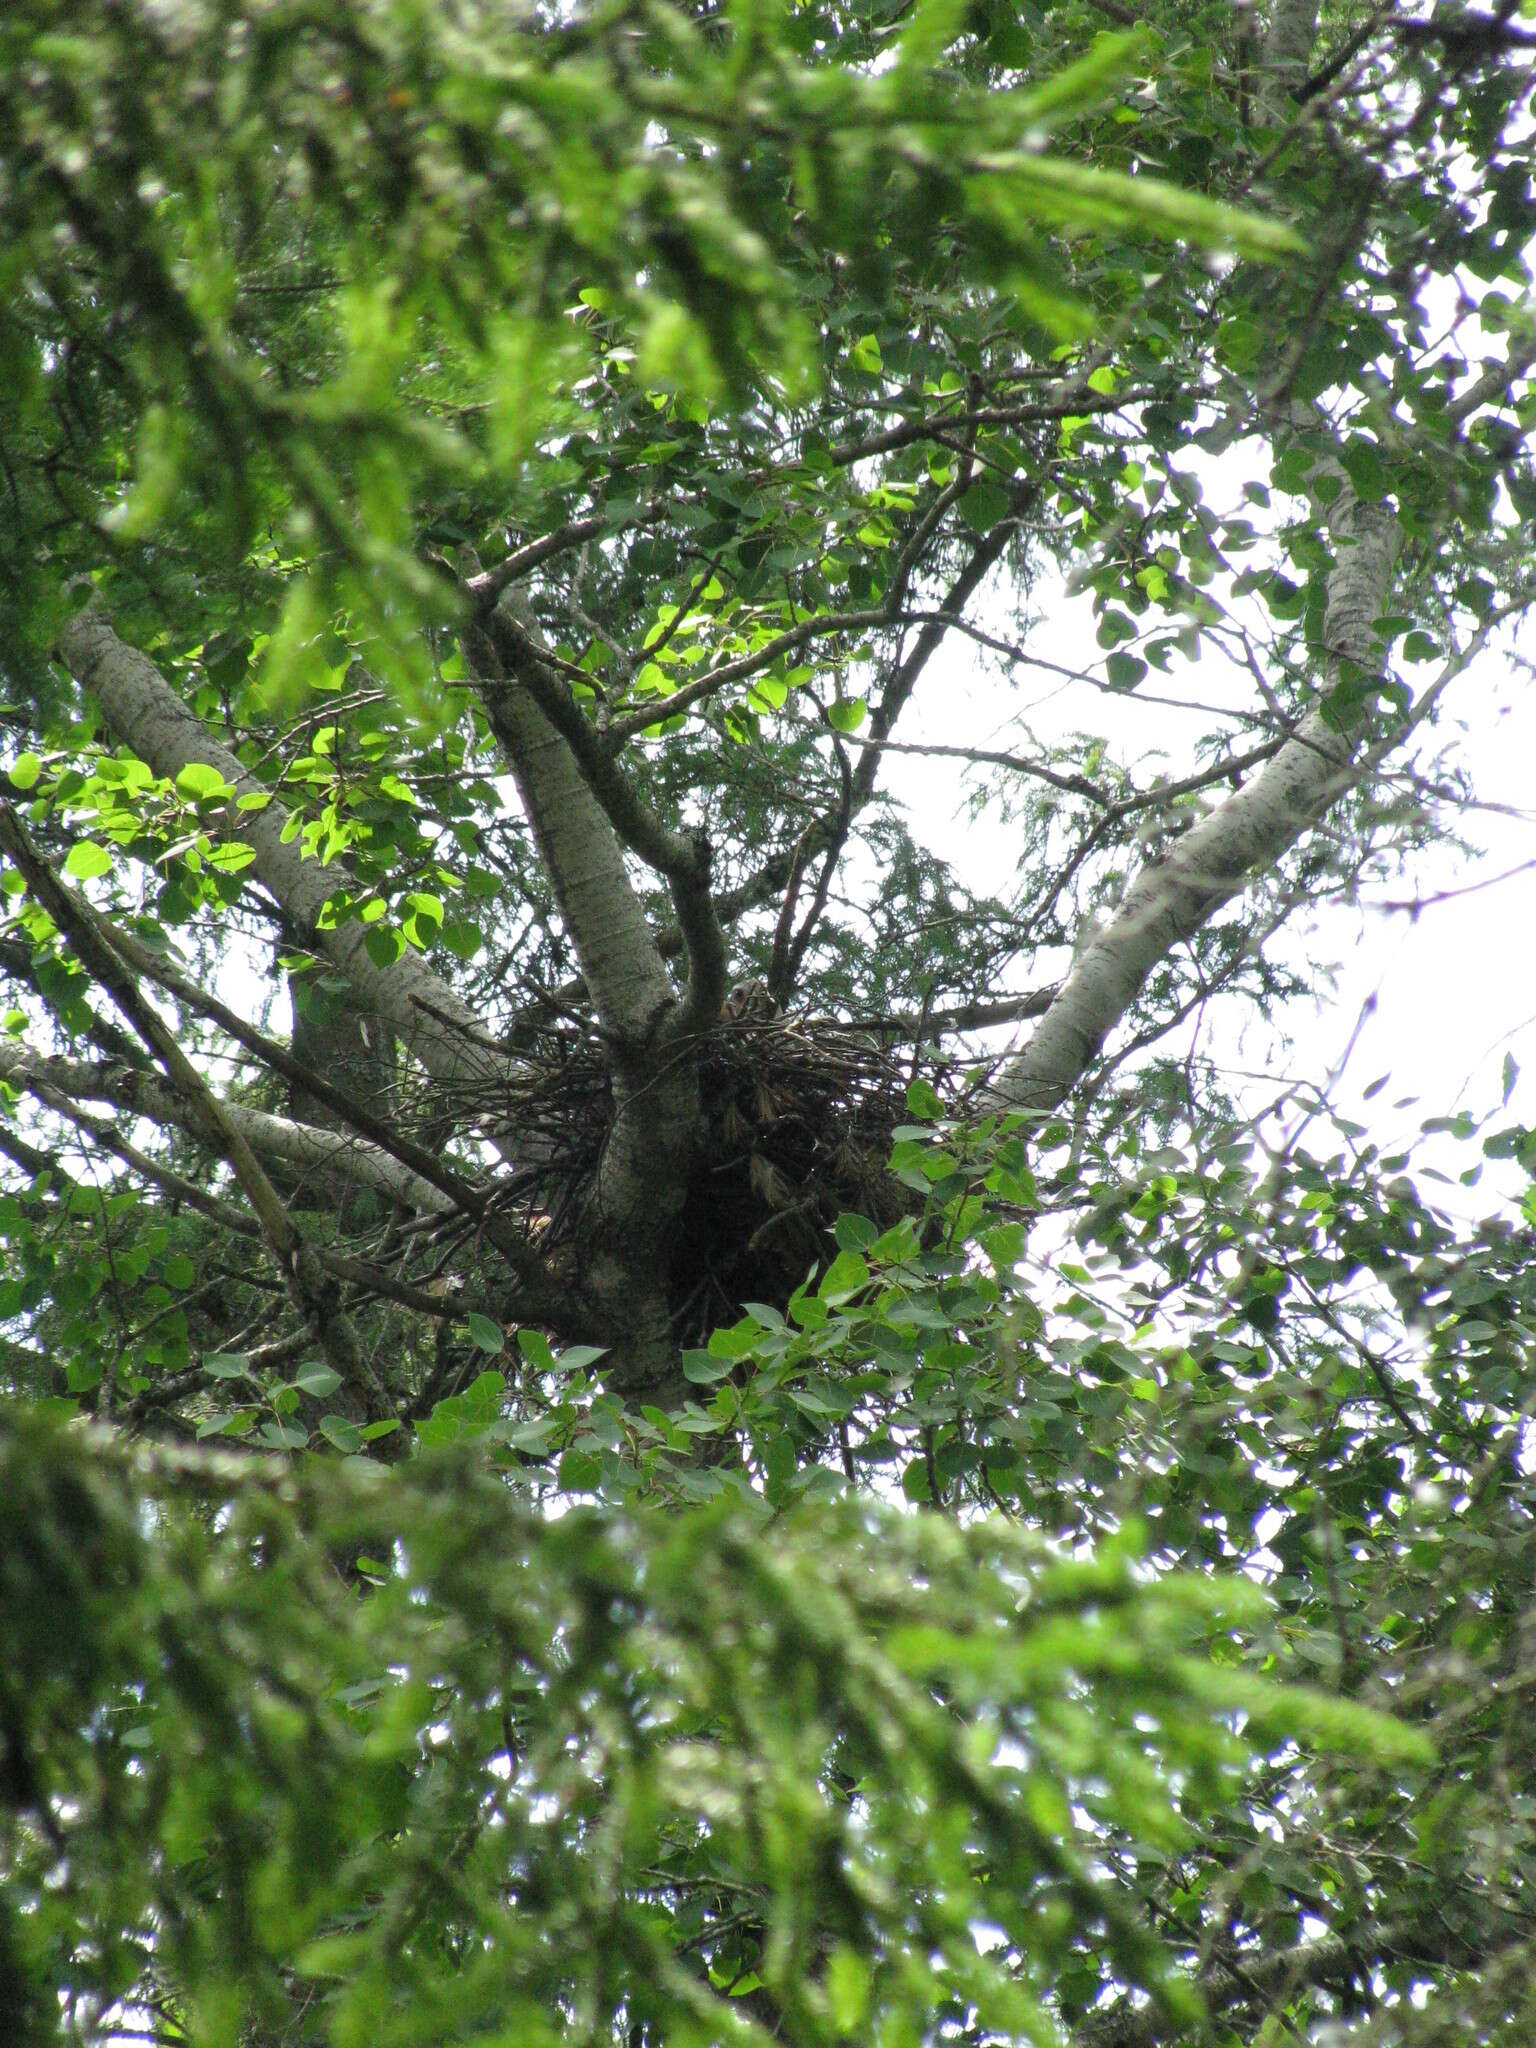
[3,1,1536,2043]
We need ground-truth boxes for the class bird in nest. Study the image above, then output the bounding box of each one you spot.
[721,976,778,1024]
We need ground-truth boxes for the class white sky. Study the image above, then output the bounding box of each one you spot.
[862,240,1536,1204]
[877,563,1536,1211]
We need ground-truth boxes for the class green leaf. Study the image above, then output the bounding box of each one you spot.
[1341,439,1391,503]
[9,752,42,791]
[834,1213,878,1252]
[825,1944,873,2034]
[294,1364,344,1398]
[557,1448,602,1492]
[901,1457,933,1502]
[960,478,1010,532]
[517,1328,555,1371]
[906,1078,944,1121]
[206,841,256,874]
[974,154,1306,257]
[556,1343,608,1374]
[683,1349,732,1383]
[203,1353,252,1381]
[63,841,111,881]
[1011,28,1147,128]
[1174,1663,1435,1765]
[819,1249,871,1304]
[175,762,235,802]
[467,1312,505,1354]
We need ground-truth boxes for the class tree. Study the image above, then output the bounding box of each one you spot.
[2,0,1536,2042]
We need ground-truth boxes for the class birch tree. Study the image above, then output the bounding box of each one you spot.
[4,3,1536,2044]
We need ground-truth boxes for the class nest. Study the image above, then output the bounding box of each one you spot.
[450,1009,920,1343]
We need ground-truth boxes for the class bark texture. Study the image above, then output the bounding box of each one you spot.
[462,586,717,1394]
[0,1044,454,1216]
[994,490,1400,1112]
[58,598,513,1095]
[987,0,1408,1117]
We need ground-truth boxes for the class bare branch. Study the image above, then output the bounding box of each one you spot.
[465,507,661,613]
[851,989,1060,1039]
[990,492,1400,1113]
[852,510,1026,811]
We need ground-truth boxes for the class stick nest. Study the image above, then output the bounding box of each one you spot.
[457,1010,921,1342]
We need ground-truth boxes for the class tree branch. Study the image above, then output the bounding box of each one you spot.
[852,988,1060,1038]
[990,490,1400,1112]
[56,593,513,1093]
[0,1041,453,1220]
[464,604,684,1049]
[464,506,662,613]
[1076,1917,1534,2048]
[483,601,728,1035]
[99,920,493,1219]
[0,803,379,1397]
[988,0,1533,1120]
[851,508,1026,812]
[461,585,712,1391]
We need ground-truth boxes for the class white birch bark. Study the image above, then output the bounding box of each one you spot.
[473,653,679,1048]
[58,598,513,1094]
[467,621,705,1393]
[1257,0,1319,125]
[990,0,1400,1116]
[0,1043,455,1216]
[993,490,1400,1112]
